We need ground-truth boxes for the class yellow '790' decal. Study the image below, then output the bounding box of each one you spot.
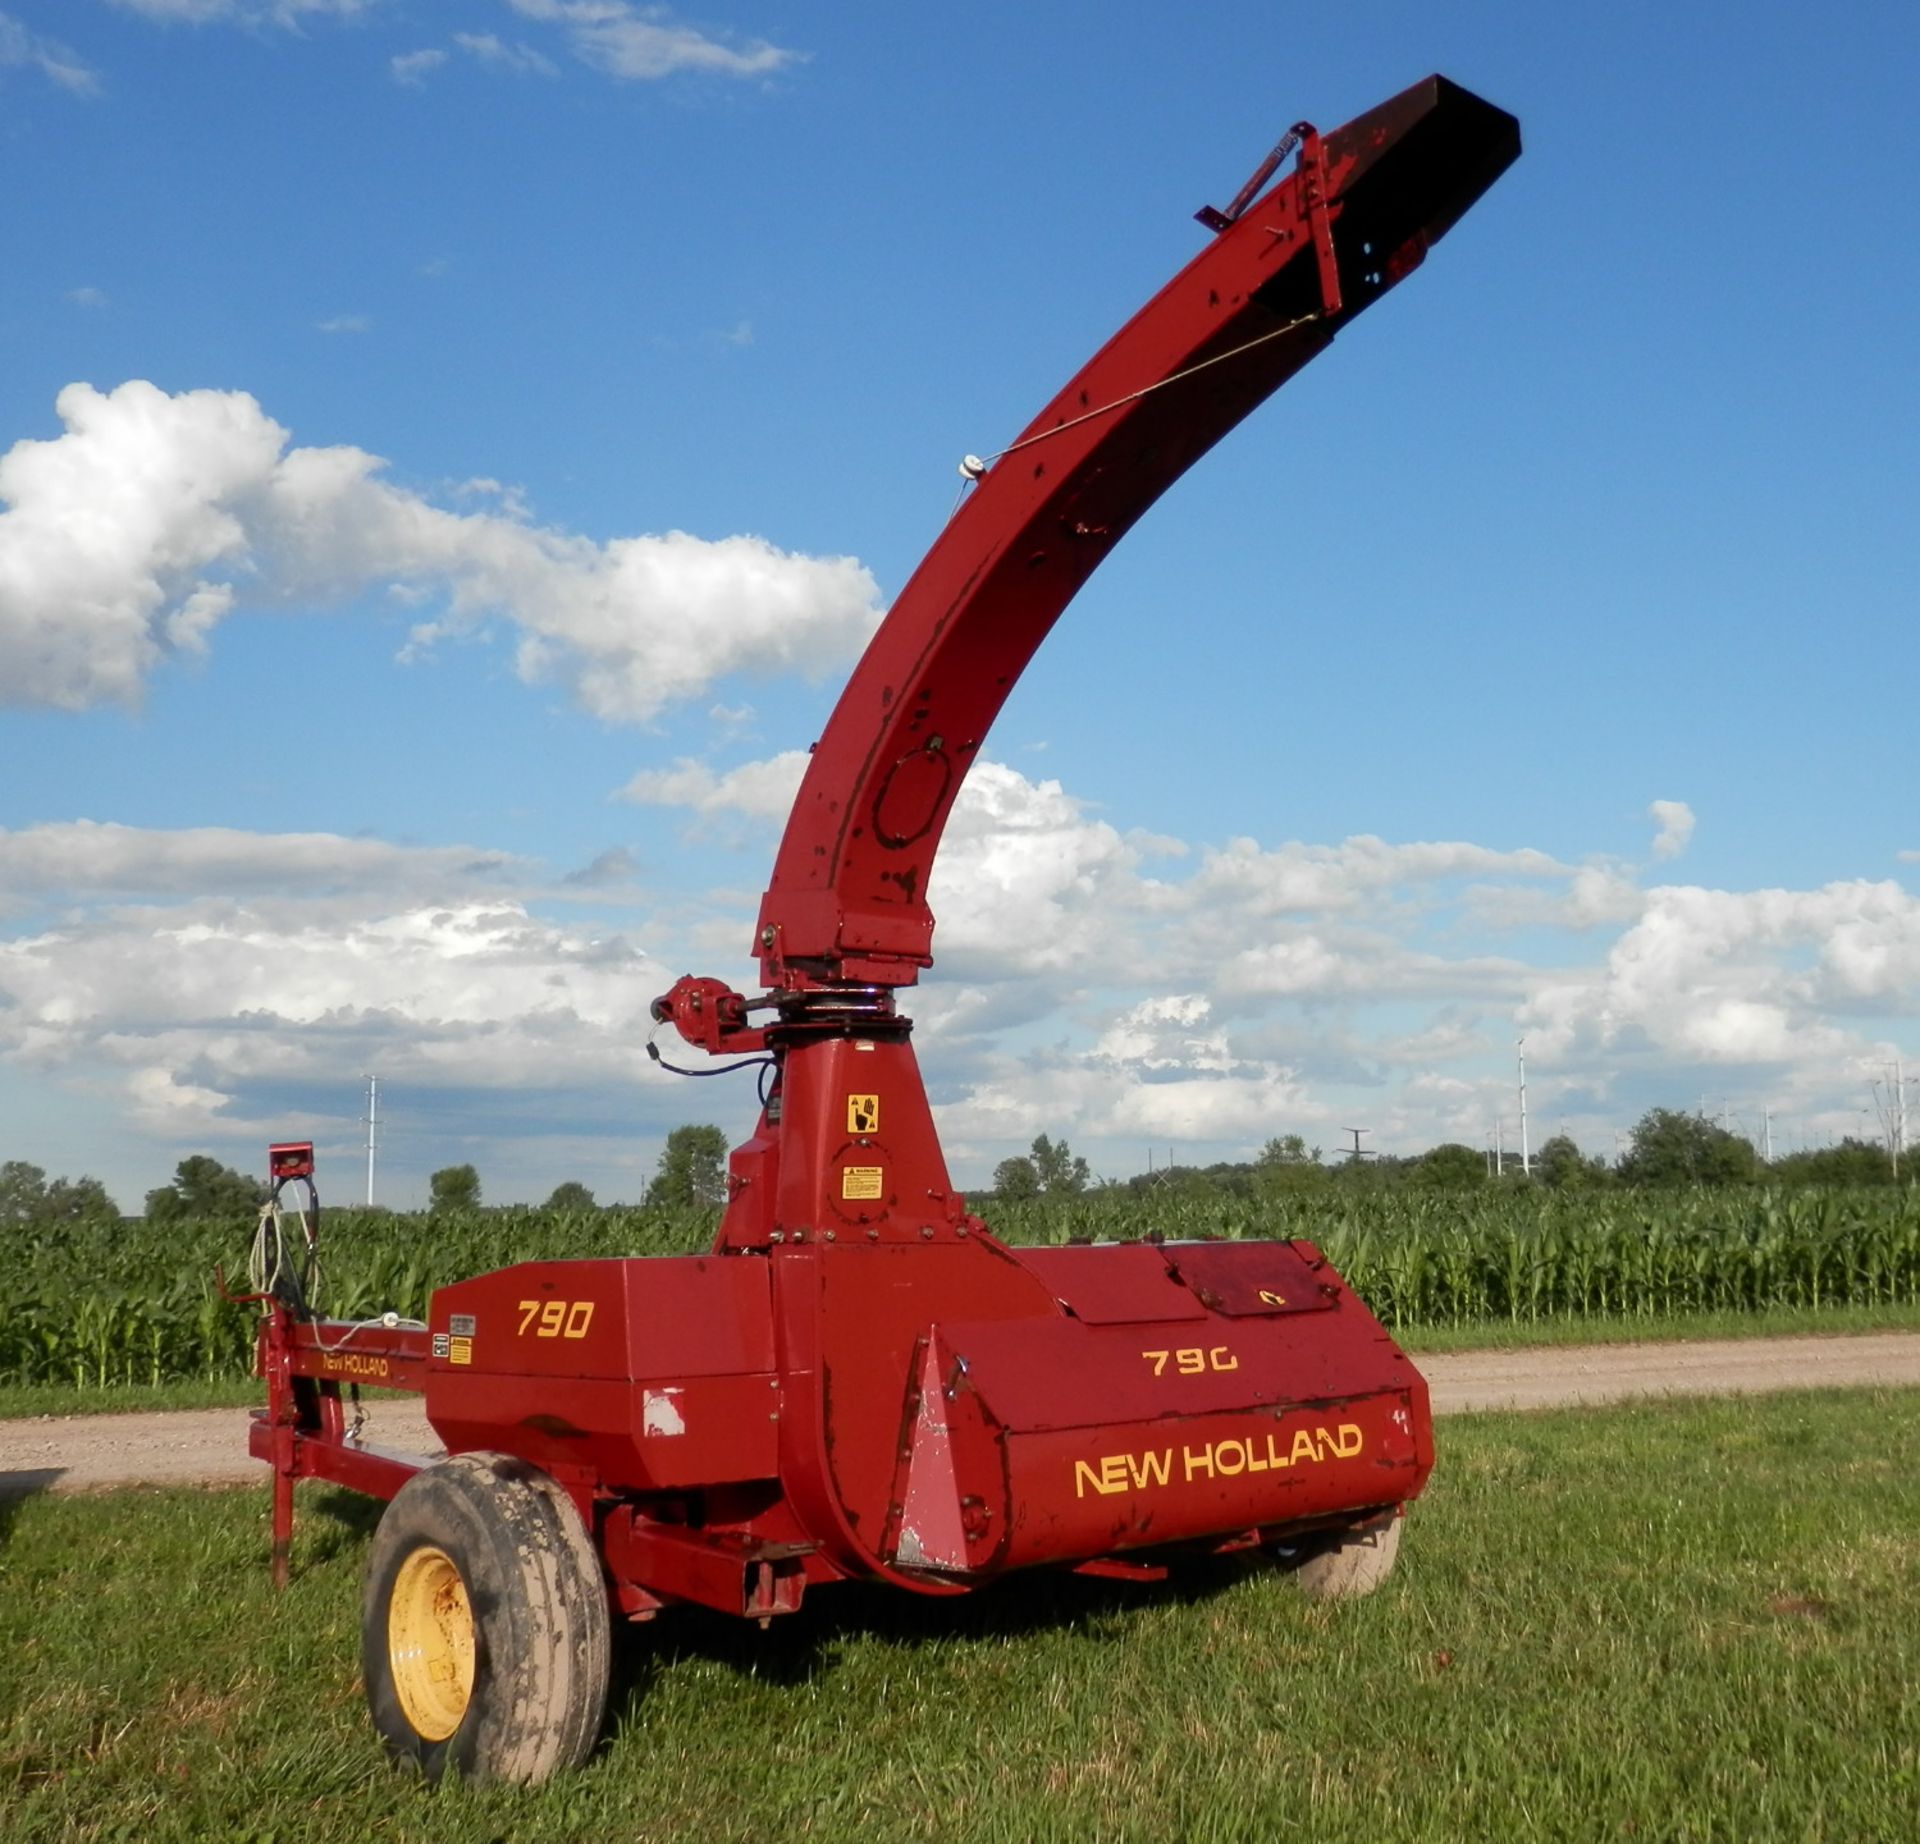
[1143,1346,1238,1375]
[517,1299,595,1339]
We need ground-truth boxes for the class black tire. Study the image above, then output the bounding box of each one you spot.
[1287,1509,1403,1602]
[361,1452,612,1784]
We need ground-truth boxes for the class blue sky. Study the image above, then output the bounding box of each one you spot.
[2,1,1916,1209]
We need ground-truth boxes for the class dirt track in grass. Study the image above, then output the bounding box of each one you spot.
[4,1330,1918,1500]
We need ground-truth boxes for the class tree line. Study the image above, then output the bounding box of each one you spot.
[1052,1109,1908,1201]
[1,1107,1905,1237]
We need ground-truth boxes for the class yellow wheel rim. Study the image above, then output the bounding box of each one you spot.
[388,1544,476,1742]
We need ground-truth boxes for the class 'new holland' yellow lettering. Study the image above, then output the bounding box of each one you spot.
[1075,1423,1364,1498]
[319,1353,392,1380]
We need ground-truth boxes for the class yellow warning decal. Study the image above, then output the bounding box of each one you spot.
[448,1336,473,1366]
[841,1165,884,1200]
[847,1094,880,1133]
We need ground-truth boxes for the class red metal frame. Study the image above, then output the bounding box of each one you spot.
[253,75,1518,1626]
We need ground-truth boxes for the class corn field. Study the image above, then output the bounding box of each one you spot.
[991,1188,1920,1331]
[0,1206,709,1392]
[3,1189,1919,1389]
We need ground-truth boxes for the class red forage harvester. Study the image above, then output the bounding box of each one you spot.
[248,75,1520,1782]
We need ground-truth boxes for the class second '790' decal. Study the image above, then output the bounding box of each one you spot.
[1143,1346,1238,1375]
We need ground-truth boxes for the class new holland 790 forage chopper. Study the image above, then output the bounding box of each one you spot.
[246,75,1519,1782]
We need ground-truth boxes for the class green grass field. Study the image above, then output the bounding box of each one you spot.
[3,1387,1914,1841]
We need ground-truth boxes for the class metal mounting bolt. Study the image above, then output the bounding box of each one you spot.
[760,924,777,947]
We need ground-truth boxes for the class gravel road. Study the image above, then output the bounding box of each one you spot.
[4,1330,1918,1500]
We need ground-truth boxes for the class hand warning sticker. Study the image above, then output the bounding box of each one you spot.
[847,1094,880,1133]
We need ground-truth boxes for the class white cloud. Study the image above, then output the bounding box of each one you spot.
[122,1064,238,1136]
[4,773,1916,1187]
[394,33,563,84]
[107,1,373,24]
[1219,934,1532,1001]
[5,730,1911,1186]
[1375,1014,1492,1067]
[67,285,109,309]
[1465,862,1646,932]
[506,0,799,81]
[0,10,99,92]
[0,826,618,1153]
[314,313,372,334]
[453,31,557,76]
[932,1035,1311,1169]
[608,743,1920,1168]
[0,820,520,899]
[621,749,1569,995]
[619,749,808,821]
[1520,880,1920,1079]
[934,762,1160,977]
[563,845,641,889]
[1649,797,1695,861]
[623,751,1162,978]
[0,379,883,717]
[1186,833,1567,917]
[0,895,675,1127]
[389,47,447,85]
[1092,994,1233,1072]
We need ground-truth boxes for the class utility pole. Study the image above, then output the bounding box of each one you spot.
[1517,1038,1531,1177]
[364,1074,379,1207]
[1889,1052,1904,1183]
[1872,1063,1908,1182]
[1341,1128,1373,1164]
[1762,1106,1774,1165]
[1494,1116,1504,1178]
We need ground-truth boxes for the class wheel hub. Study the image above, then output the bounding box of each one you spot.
[388,1544,475,1741]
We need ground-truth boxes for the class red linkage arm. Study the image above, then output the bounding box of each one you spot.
[753,76,1519,993]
